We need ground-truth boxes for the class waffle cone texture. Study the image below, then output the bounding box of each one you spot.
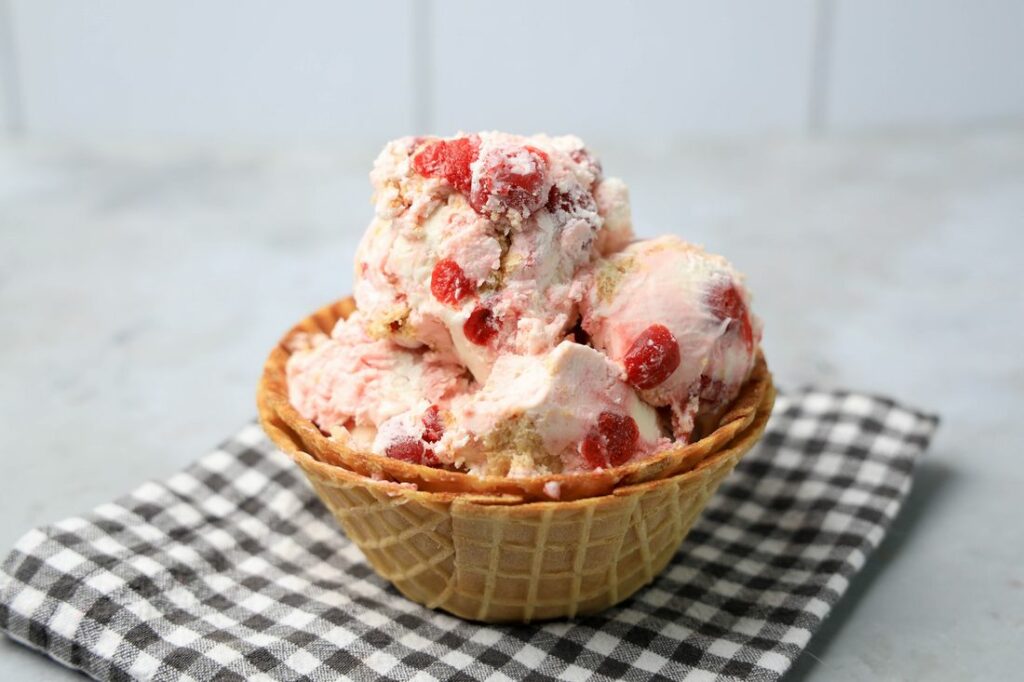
[258,299,775,622]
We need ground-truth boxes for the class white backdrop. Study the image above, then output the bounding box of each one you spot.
[2,0,1023,142]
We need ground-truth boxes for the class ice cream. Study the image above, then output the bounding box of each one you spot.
[354,132,632,383]
[581,236,762,441]
[286,312,471,451]
[447,341,665,476]
[287,319,665,475]
[286,133,762,477]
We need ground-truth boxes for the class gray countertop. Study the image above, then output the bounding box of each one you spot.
[2,128,1022,680]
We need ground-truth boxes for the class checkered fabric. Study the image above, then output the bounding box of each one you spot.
[0,389,938,681]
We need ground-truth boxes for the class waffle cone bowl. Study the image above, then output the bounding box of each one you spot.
[258,299,775,622]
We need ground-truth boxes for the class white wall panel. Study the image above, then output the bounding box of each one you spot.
[5,1,1022,140]
[0,0,16,132]
[826,0,1024,129]
[429,0,818,141]
[11,0,416,141]
[0,64,8,133]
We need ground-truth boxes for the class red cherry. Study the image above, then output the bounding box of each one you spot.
[385,436,441,467]
[707,283,754,349]
[706,282,744,323]
[463,306,499,345]
[546,183,598,216]
[386,437,426,462]
[581,412,640,469]
[623,324,681,390]
[412,136,480,193]
[431,258,475,306]
[422,405,444,443]
[602,413,640,466]
[580,432,604,469]
[470,145,550,216]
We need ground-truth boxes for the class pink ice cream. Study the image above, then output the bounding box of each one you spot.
[448,341,665,476]
[354,132,633,383]
[286,133,762,480]
[581,236,762,441]
[286,312,471,451]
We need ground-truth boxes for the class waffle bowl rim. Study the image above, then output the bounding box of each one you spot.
[262,374,776,509]
[257,297,774,502]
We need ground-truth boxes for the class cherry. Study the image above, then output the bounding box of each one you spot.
[422,405,444,443]
[707,283,754,349]
[386,437,426,462]
[581,412,640,469]
[546,183,598,216]
[385,436,440,466]
[431,258,475,306]
[470,145,549,216]
[623,324,681,389]
[463,306,499,345]
[412,136,480,193]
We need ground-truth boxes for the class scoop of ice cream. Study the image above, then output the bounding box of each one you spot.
[286,312,471,450]
[286,133,764,478]
[445,340,665,476]
[581,236,762,441]
[354,132,634,382]
[593,178,633,255]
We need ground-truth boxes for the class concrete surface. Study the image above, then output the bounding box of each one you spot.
[1,127,1022,680]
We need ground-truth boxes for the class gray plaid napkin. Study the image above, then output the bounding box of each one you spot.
[0,389,938,681]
